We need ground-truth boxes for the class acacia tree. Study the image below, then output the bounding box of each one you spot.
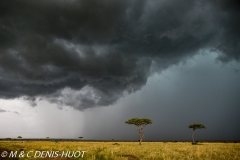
[188,124,206,144]
[78,136,83,140]
[125,118,152,145]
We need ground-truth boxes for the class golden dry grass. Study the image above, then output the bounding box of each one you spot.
[0,141,240,160]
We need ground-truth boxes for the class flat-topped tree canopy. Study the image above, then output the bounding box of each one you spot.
[125,118,152,126]
[188,124,206,130]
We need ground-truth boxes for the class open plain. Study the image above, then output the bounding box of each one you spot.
[0,141,239,160]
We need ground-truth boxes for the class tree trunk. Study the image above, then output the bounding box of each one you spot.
[192,129,195,143]
[139,134,143,145]
[138,127,143,145]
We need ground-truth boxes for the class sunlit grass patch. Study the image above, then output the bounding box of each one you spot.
[0,141,239,159]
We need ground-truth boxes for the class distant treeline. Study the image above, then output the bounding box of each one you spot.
[0,138,238,143]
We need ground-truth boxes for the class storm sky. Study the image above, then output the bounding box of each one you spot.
[0,0,240,141]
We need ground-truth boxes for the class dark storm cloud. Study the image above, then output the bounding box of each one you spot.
[0,0,239,110]
[211,0,240,62]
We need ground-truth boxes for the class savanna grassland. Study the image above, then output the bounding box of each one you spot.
[0,141,240,160]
